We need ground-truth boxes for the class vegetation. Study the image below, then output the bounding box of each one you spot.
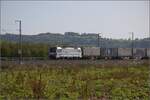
[1,33,150,48]
[0,60,150,99]
[0,40,48,57]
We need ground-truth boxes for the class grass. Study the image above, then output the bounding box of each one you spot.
[0,60,150,100]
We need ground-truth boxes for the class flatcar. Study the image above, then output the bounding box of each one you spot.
[82,47,100,59]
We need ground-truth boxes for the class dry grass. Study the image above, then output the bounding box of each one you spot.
[0,60,150,99]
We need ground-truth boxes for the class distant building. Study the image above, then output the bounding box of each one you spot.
[64,32,80,36]
[81,33,98,38]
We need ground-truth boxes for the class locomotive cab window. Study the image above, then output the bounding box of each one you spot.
[57,49,62,52]
[49,47,56,52]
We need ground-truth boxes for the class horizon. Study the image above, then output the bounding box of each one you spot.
[1,1,149,39]
[1,32,150,40]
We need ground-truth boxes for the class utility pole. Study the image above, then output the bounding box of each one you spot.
[97,33,102,47]
[97,33,100,47]
[132,32,134,49]
[149,32,150,39]
[15,20,22,64]
[131,32,134,57]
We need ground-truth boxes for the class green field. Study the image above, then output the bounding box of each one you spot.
[0,60,150,100]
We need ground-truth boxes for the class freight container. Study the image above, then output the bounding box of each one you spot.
[82,47,100,58]
[133,48,146,59]
[146,48,150,58]
[118,48,132,58]
[100,48,118,58]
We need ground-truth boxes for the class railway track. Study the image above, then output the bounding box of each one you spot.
[0,57,149,68]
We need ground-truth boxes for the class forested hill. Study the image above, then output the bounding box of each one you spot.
[0,32,150,48]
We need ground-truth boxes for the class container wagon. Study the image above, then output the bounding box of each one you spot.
[82,47,100,59]
[146,48,150,58]
[100,48,118,59]
[133,48,146,59]
[118,48,132,59]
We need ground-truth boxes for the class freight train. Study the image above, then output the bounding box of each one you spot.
[49,47,150,59]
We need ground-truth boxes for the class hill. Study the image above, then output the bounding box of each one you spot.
[0,32,150,48]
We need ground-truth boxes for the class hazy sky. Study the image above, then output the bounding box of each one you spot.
[1,1,149,39]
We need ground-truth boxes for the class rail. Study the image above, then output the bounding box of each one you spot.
[0,57,48,61]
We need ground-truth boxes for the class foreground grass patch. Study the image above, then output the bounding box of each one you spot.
[0,62,150,99]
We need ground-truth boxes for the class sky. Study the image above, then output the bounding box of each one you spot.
[1,1,149,39]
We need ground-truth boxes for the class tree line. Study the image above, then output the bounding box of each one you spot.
[0,40,48,57]
[1,33,150,48]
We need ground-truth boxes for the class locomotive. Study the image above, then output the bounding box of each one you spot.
[49,47,150,59]
[49,47,82,59]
